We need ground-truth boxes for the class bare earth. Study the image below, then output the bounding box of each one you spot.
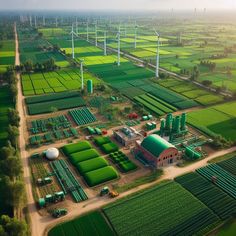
[14,24,236,236]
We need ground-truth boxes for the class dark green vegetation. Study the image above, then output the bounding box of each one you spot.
[62,141,92,156]
[188,101,236,142]
[175,172,236,220]
[48,211,115,236]
[0,86,14,146]
[109,151,137,173]
[103,182,220,235]
[94,136,119,154]
[84,166,119,187]
[62,141,119,187]
[197,164,236,199]
[25,91,86,115]
[217,155,236,175]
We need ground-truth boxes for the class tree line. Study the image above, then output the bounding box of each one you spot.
[0,68,27,236]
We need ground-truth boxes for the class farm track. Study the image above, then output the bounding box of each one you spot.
[15,28,236,236]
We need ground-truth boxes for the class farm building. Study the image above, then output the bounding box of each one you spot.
[134,134,180,168]
[113,126,142,146]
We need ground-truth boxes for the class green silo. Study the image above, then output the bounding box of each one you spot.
[165,113,173,130]
[87,80,93,94]
[172,117,175,132]
[175,116,181,134]
[160,119,165,136]
[181,113,187,130]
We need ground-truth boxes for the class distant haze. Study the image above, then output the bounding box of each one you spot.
[0,0,235,10]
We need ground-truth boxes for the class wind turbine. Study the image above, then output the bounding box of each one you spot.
[34,15,37,28]
[134,21,138,49]
[43,16,45,26]
[56,17,58,28]
[29,15,32,27]
[104,31,107,56]
[86,19,89,42]
[154,30,160,78]
[116,26,121,66]
[95,20,98,46]
[80,59,84,90]
[70,23,77,59]
[76,17,78,35]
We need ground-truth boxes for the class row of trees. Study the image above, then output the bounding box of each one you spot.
[15,58,58,73]
[0,68,27,235]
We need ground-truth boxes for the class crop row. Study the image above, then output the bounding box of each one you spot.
[197,164,236,199]
[103,181,219,235]
[175,172,236,220]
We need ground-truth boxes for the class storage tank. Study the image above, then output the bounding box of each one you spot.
[87,80,93,94]
[45,147,59,160]
[160,119,165,136]
[175,116,181,134]
[165,113,173,130]
[181,113,187,130]
[171,117,175,132]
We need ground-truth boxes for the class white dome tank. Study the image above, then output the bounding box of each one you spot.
[46,147,59,160]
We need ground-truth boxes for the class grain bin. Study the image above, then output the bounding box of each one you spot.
[87,80,93,94]
[175,116,181,134]
[181,113,187,130]
[166,113,173,130]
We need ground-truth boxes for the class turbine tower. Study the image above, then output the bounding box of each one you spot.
[95,20,98,46]
[104,31,107,56]
[34,15,37,28]
[154,30,160,78]
[86,19,89,42]
[29,15,32,27]
[134,21,138,49]
[117,26,121,66]
[76,17,78,35]
[70,23,77,59]
[80,59,84,90]
[43,16,45,26]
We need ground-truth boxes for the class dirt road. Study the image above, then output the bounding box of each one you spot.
[14,24,236,236]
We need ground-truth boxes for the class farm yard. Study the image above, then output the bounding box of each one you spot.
[2,9,236,236]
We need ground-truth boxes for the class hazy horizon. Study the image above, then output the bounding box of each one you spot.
[0,0,235,11]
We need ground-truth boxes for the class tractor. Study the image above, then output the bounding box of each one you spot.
[52,208,68,218]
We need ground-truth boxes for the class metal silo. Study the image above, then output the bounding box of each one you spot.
[87,80,93,94]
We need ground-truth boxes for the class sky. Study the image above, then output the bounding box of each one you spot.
[0,0,235,10]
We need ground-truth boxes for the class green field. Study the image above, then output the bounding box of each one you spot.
[0,40,15,72]
[187,101,236,141]
[103,181,220,235]
[21,69,99,96]
[62,141,92,156]
[48,211,115,236]
[25,91,86,115]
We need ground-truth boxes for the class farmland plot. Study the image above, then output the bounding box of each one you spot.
[103,181,220,236]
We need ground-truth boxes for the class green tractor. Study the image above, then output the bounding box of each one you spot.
[100,186,109,196]
[52,208,68,218]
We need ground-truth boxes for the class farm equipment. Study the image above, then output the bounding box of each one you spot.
[211,176,217,184]
[52,208,68,218]
[37,177,52,186]
[109,191,119,198]
[38,191,65,208]
[100,186,109,196]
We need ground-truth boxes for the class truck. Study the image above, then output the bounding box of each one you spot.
[109,191,119,198]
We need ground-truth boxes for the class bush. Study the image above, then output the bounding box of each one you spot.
[70,149,99,164]
[101,142,119,154]
[76,157,108,175]
[62,141,91,156]
[118,161,137,173]
[94,136,111,146]
[84,166,119,187]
